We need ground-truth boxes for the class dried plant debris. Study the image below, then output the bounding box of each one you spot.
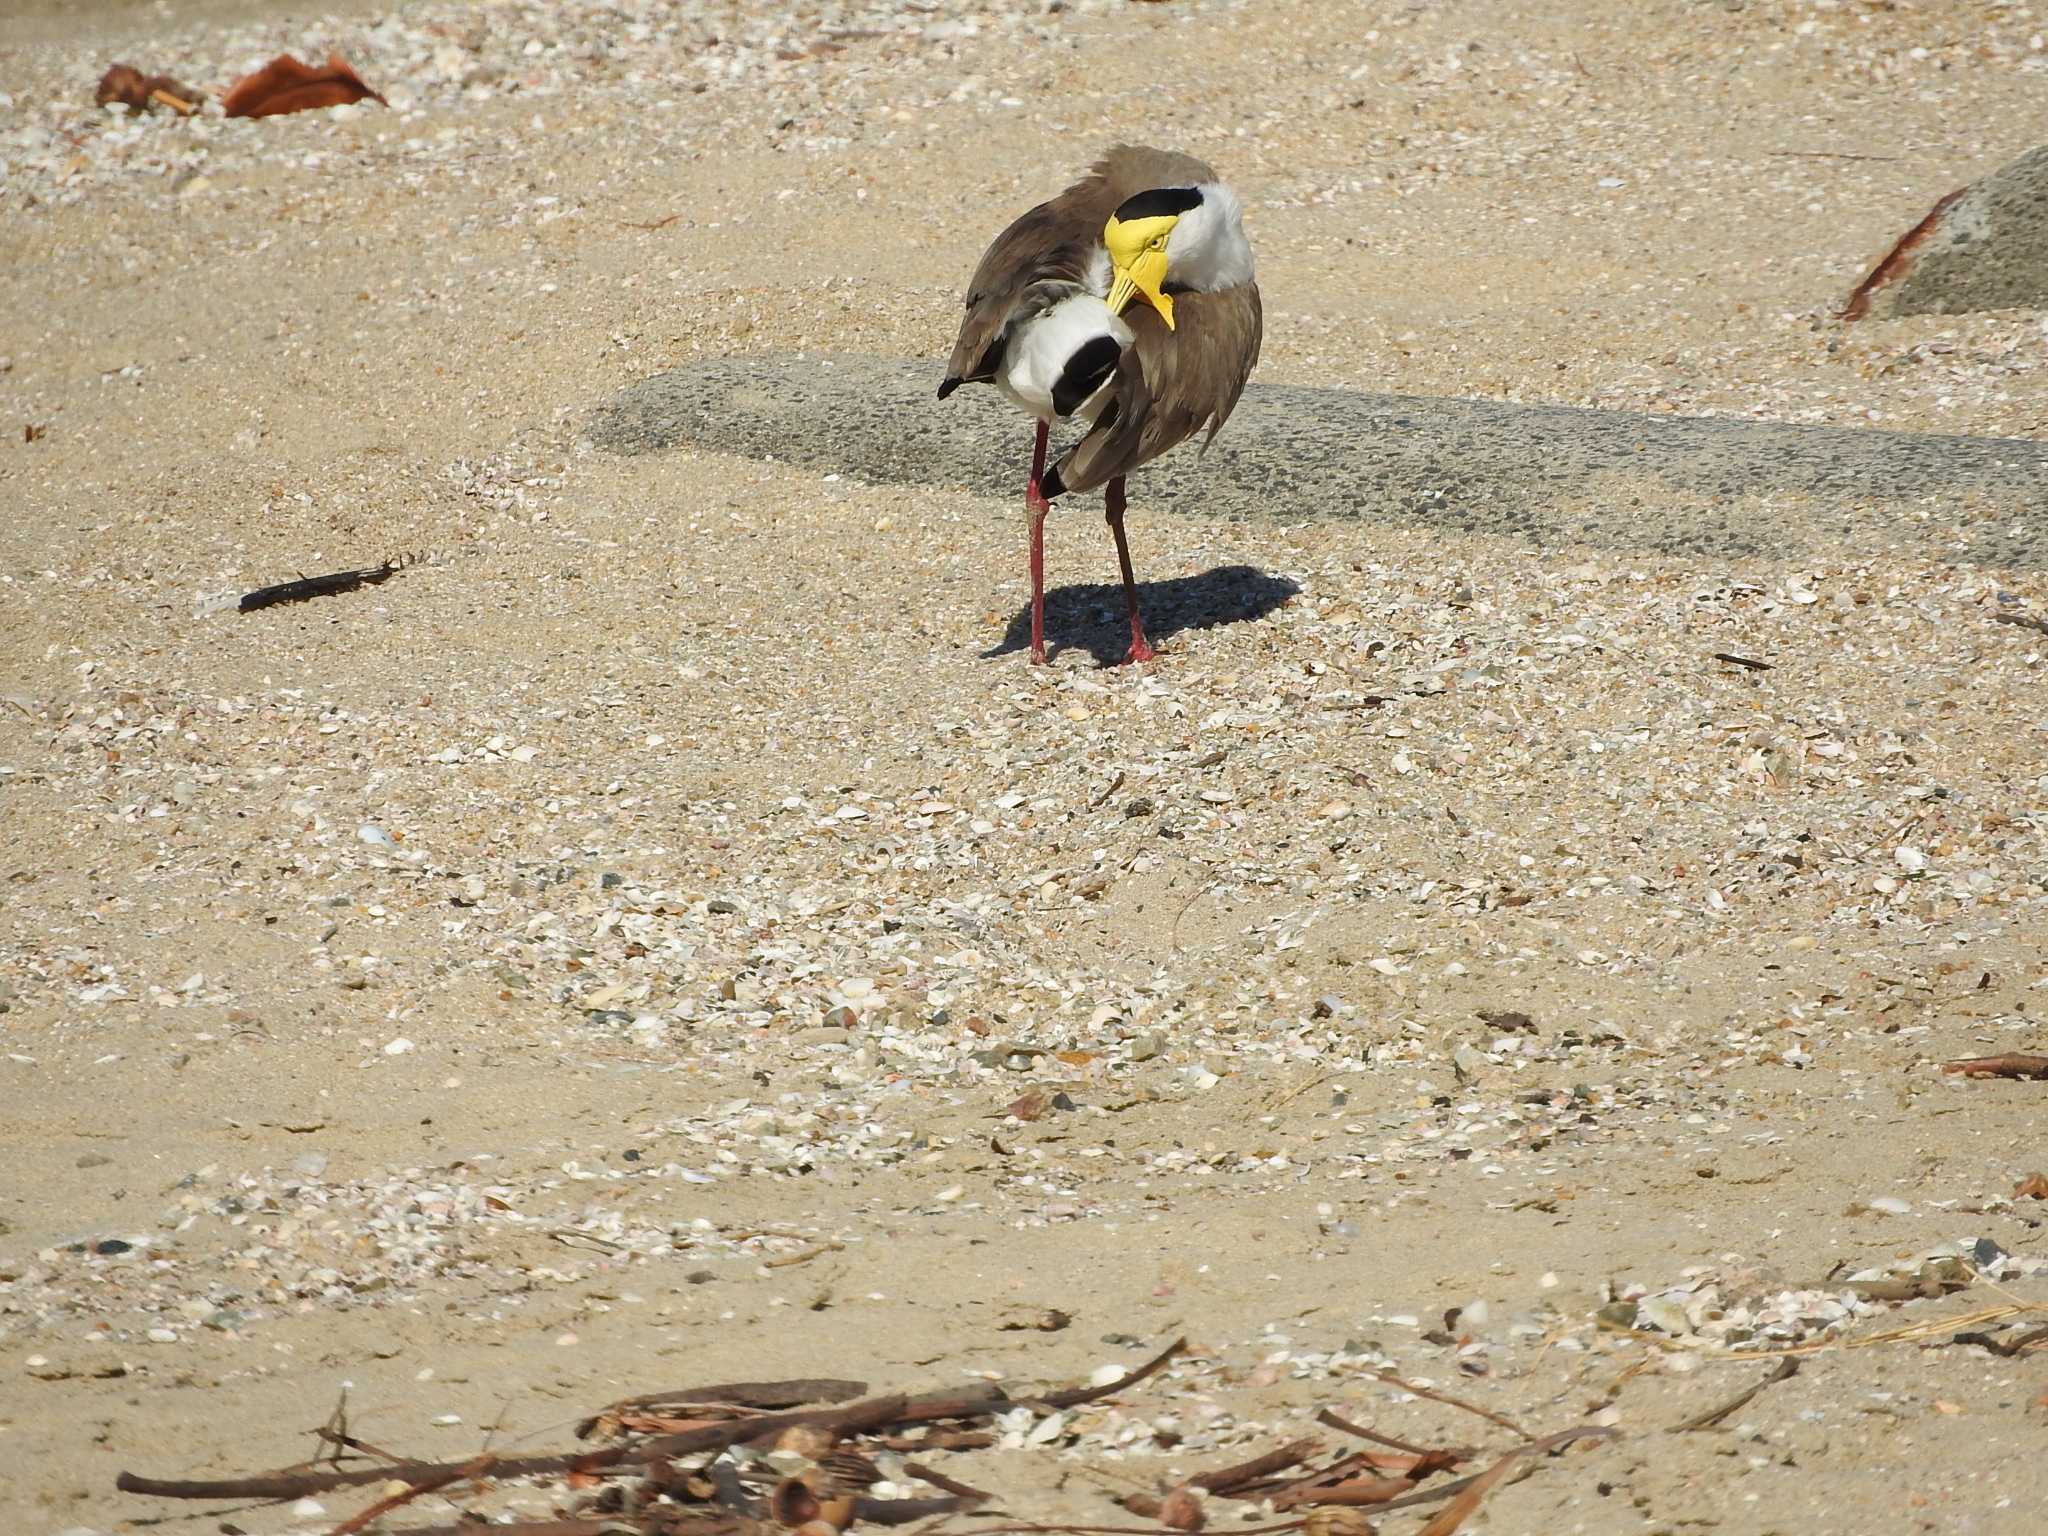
[221,52,388,118]
[95,63,204,115]
[1942,1053,2048,1081]
[115,1336,1625,1535]
[238,551,421,612]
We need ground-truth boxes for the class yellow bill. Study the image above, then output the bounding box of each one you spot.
[1103,214,1178,330]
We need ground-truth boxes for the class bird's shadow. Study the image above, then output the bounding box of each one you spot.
[984,563,1302,666]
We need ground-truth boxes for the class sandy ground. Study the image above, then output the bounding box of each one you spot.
[4,1,2048,1533]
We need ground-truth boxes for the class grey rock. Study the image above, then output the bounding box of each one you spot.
[591,355,2048,568]
[1852,145,2048,320]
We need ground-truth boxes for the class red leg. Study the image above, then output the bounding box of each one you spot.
[1104,476,1155,664]
[1026,421,1051,665]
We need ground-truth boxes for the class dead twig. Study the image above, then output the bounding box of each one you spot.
[1266,1445,1462,1511]
[579,1379,865,1435]
[1843,185,1967,320]
[1943,1053,2048,1080]
[1993,612,2048,638]
[877,1427,995,1453]
[853,1492,987,1525]
[377,1523,619,1536]
[1180,1437,1324,1495]
[903,1461,995,1502]
[118,1450,618,1503]
[1768,149,1901,161]
[239,552,421,613]
[1313,1408,1451,1459]
[1949,1323,2048,1358]
[1037,1337,1185,1409]
[763,1241,845,1269]
[326,1455,492,1535]
[1675,1358,1798,1431]
[1365,1370,1531,1441]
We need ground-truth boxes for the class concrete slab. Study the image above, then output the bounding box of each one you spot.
[591,356,2048,568]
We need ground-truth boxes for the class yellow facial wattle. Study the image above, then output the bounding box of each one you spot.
[1103,213,1178,330]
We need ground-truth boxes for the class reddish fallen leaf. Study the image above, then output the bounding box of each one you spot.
[1943,1054,2048,1080]
[221,52,387,119]
[2016,1173,2048,1200]
[95,63,204,114]
[999,1090,1049,1122]
[1416,1427,1615,1536]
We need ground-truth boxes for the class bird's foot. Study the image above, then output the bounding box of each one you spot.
[1119,637,1158,665]
[1030,646,1050,666]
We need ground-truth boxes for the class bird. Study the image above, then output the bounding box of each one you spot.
[938,145,1263,665]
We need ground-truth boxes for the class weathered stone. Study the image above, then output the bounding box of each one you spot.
[1847,144,2048,320]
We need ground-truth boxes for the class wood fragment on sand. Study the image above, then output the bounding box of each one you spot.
[1674,1358,1799,1431]
[1942,1053,2048,1080]
[1364,1370,1531,1441]
[1414,1426,1617,1536]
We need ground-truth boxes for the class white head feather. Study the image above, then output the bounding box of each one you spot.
[1164,182,1256,293]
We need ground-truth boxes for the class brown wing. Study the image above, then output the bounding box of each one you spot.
[1053,280,1263,495]
[942,145,1221,388]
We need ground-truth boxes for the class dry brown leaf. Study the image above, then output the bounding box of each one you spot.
[1000,1090,1049,1122]
[222,52,388,118]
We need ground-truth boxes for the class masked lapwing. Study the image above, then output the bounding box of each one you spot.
[938,145,1262,664]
